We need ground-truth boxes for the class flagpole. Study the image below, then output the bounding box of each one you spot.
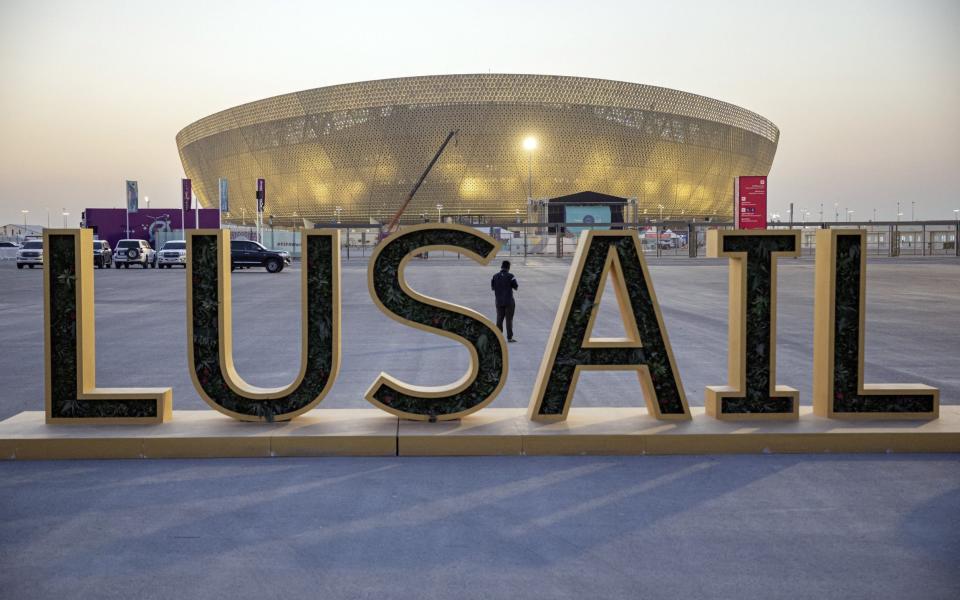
[219,177,228,231]
[181,178,189,237]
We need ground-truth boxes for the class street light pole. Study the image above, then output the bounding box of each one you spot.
[436,203,443,223]
[527,152,532,200]
[62,209,69,228]
[955,209,960,258]
[523,136,538,200]
[292,211,299,259]
[911,201,915,221]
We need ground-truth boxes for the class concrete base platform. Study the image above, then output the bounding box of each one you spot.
[0,409,398,459]
[3,407,959,458]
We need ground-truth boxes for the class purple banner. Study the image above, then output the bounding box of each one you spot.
[256,178,265,213]
[83,208,220,250]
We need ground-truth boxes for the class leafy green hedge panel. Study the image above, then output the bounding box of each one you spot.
[535,234,686,417]
[369,229,504,418]
[48,235,158,419]
[717,234,796,414]
[190,234,336,421]
[832,234,933,413]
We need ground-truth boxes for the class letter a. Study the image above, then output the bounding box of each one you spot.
[528,230,690,421]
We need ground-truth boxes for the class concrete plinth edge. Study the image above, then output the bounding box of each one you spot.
[2,407,958,459]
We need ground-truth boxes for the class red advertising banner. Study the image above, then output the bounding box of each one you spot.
[734,176,767,229]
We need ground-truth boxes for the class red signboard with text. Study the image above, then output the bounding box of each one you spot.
[734,176,767,229]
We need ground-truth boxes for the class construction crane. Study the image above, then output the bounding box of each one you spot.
[382,129,458,237]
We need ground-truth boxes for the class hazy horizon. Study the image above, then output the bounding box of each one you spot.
[1,0,958,227]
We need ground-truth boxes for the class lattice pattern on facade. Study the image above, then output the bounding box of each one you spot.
[176,74,778,224]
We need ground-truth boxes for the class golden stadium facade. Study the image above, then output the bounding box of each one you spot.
[176,74,778,224]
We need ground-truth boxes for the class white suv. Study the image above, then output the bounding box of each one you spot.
[157,240,187,268]
[113,239,156,269]
[17,240,44,269]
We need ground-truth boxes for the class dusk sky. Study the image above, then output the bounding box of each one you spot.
[1,0,958,226]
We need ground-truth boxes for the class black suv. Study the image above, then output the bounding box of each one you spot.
[93,240,113,268]
[230,240,290,273]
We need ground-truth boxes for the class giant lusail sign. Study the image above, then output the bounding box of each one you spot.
[41,225,938,427]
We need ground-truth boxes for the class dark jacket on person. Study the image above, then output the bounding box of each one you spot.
[491,269,518,307]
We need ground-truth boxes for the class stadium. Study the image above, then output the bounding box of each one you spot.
[175,74,779,225]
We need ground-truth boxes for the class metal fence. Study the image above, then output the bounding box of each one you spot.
[287,220,959,260]
[124,220,959,261]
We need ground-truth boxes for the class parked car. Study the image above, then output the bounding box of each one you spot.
[0,241,19,261]
[230,240,291,273]
[157,240,187,268]
[113,239,156,268]
[16,240,44,268]
[93,240,113,268]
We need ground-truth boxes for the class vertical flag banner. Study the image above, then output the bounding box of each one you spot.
[182,178,193,230]
[256,178,266,213]
[182,179,193,213]
[734,176,768,229]
[219,178,229,213]
[126,180,139,213]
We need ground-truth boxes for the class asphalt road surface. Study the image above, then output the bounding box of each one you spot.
[1,255,958,599]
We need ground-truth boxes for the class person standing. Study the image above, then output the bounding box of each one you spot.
[491,260,518,342]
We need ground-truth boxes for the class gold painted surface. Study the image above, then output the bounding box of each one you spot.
[363,223,509,421]
[185,229,342,422]
[5,407,960,459]
[398,410,525,456]
[527,230,691,422]
[44,229,172,424]
[812,229,939,419]
[705,229,801,421]
[1,410,397,459]
[176,74,778,224]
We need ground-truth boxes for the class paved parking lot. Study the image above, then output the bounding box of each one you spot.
[1,255,958,598]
